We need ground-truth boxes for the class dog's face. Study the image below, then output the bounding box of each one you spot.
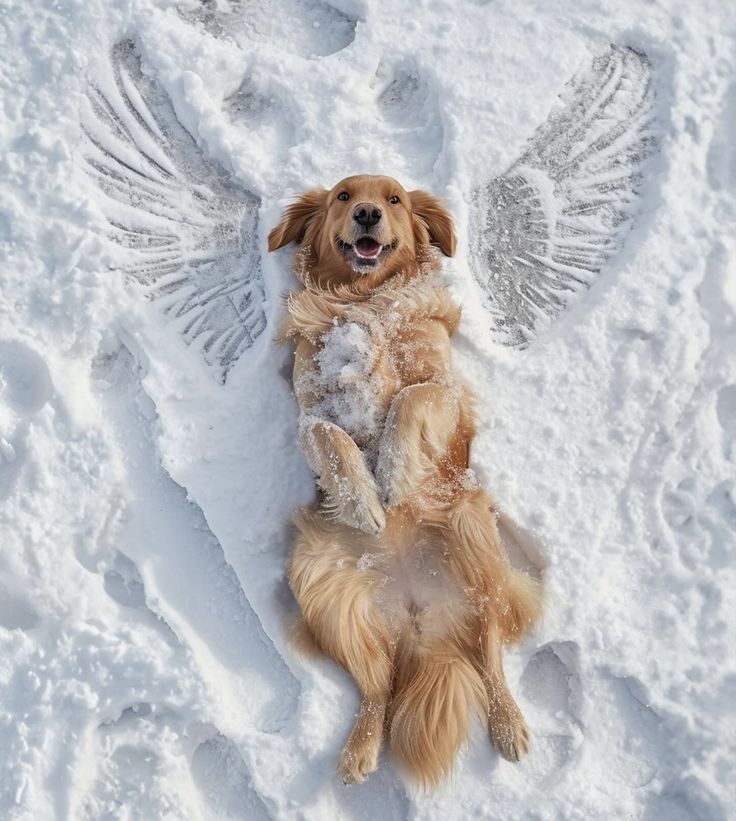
[268,175,456,288]
[327,176,414,274]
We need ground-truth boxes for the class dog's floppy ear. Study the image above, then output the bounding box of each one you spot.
[409,190,457,257]
[268,189,328,251]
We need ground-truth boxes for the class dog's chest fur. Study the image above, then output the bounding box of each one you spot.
[310,316,401,448]
[285,279,460,454]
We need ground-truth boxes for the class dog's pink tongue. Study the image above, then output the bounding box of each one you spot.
[354,238,382,259]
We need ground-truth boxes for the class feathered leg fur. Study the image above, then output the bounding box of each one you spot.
[288,509,394,783]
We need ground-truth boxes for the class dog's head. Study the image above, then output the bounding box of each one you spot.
[268,175,456,290]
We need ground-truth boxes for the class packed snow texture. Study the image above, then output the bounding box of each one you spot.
[311,321,383,444]
[1,0,735,819]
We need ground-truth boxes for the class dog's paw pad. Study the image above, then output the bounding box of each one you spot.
[329,473,386,535]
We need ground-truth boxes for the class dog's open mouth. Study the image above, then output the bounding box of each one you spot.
[337,236,394,269]
[353,237,382,259]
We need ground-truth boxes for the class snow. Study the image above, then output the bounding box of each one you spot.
[1,0,735,818]
[311,320,383,443]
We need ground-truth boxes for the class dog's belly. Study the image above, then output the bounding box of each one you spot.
[293,509,473,651]
[363,529,471,641]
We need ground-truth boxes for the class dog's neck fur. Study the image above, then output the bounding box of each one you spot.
[279,228,458,345]
[279,261,460,345]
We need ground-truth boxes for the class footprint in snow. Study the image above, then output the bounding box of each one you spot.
[0,340,53,415]
[224,74,297,163]
[642,778,728,821]
[84,708,270,821]
[81,706,240,819]
[181,0,357,58]
[660,472,736,574]
[191,731,271,821]
[0,573,40,631]
[698,242,735,337]
[519,641,583,783]
[0,340,53,500]
[524,650,671,795]
[706,80,736,194]
[81,704,167,819]
[715,384,736,455]
[596,672,666,790]
[100,547,182,650]
[103,550,147,610]
[374,57,445,181]
[656,380,735,573]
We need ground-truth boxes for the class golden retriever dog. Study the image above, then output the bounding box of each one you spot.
[268,175,542,786]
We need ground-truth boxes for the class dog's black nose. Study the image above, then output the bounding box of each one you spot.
[353,202,382,229]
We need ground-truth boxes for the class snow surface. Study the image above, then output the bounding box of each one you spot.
[1,0,735,818]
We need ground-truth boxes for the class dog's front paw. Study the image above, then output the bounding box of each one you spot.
[340,485,386,535]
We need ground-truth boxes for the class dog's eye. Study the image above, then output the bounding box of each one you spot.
[337,192,349,201]
[389,195,400,204]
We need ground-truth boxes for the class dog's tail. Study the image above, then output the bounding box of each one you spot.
[388,641,487,787]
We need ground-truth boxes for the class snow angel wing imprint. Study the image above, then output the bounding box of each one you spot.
[470,45,658,346]
[81,39,266,382]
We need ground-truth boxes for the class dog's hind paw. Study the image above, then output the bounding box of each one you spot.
[338,742,380,784]
[490,708,530,762]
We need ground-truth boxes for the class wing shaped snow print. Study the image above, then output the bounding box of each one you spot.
[469,45,658,346]
[81,39,266,383]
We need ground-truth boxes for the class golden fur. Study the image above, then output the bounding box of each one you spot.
[269,175,542,786]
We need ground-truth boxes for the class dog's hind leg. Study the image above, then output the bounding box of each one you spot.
[288,511,394,783]
[445,491,540,762]
[376,382,472,505]
[479,620,530,762]
[339,690,390,784]
[327,608,394,784]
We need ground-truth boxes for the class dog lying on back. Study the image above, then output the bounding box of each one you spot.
[269,175,542,785]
